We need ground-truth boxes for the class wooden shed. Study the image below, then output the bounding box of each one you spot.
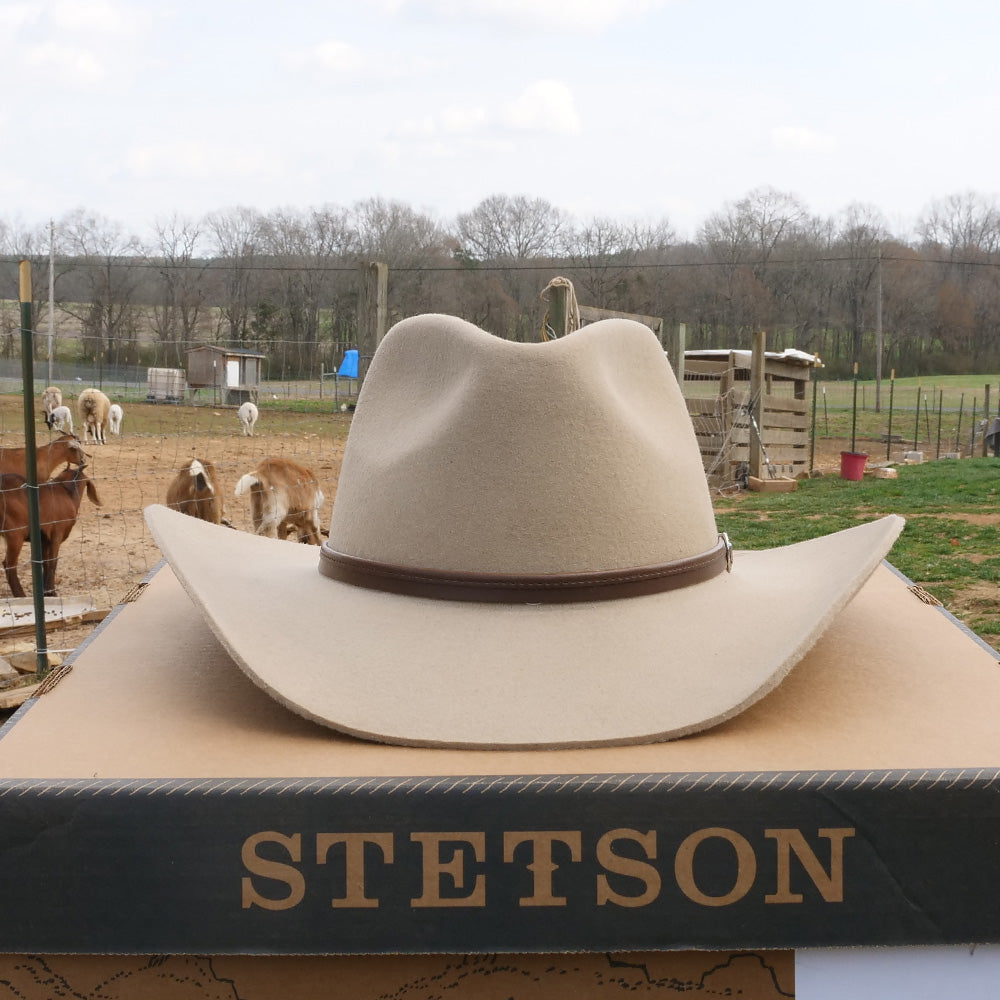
[186,346,265,405]
[683,346,819,486]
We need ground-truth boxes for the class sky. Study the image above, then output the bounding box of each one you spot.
[5,0,1000,243]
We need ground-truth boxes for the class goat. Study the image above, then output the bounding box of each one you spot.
[45,404,74,435]
[108,403,124,436]
[78,387,112,445]
[234,458,324,544]
[0,464,101,597]
[238,401,259,436]
[40,386,62,421]
[165,458,223,524]
[0,433,87,482]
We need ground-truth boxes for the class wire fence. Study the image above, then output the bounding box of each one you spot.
[0,356,996,697]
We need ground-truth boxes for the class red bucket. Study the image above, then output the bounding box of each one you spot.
[840,451,868,481]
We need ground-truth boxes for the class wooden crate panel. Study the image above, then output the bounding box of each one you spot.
[760,409,809,429]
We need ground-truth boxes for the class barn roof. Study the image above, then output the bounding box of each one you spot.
[187,345,266,359]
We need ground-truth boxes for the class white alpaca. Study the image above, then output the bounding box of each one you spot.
[108,403,124,436]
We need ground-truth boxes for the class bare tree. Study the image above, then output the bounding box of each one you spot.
[832,204,888,370]
[349,197,455,323]
[566,216,674,308]
[0,218,58,359]
[453,195,571,339]
[204,206,265,345]
[917,192,1000,367]
[259,206,359,375]
[455,194,569,261]
[918,191,1000,262]
[58,209,142,364]
[144,214,210,365]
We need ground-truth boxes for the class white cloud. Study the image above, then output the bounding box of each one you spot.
[771,126,837,153]
[283,39,367,75]
[50,0,138,33]
[501,80,581,134]
[126,141,282,181]
[440,106,489,133]
[427,0,668,32]
[22,40,107,82]
[0,3,42,31]
[399,105,489,137]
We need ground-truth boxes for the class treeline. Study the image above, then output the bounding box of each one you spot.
[4,187,1000,379]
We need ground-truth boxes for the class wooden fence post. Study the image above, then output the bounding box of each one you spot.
[665,322,686,384]
[983,384,991,457]
[748,331,766,480]
[357,262,388,383]
[546,283,570,339]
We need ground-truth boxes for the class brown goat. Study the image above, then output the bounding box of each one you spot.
[234,458,324,544]
[0,465,102,597]
[0,434,87,481]
[165,458,223,524]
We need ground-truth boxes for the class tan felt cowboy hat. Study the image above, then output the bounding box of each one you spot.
[146,314,904,749]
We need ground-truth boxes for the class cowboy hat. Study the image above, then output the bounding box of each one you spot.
[145,314,903,749]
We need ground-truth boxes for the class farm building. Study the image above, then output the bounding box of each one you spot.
[683,346,820,486]
[185,346,265,405]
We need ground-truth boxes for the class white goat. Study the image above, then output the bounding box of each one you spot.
[45,404,74,435]
[108,403,124,436]
[238,401,259,436]
[77,388,112,445]
[235,458,324,543]
[166,458,223,524]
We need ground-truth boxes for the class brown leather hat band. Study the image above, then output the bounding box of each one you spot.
[317,533,733,604]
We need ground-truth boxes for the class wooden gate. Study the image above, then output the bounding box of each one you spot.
[684,347,815,485]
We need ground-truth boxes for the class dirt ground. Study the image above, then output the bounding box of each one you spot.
[0,417,347,690]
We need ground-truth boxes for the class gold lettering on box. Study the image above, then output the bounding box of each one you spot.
[764,828,856,903]
[316,833,394,909]
[241,831,306,911]
[410,832,487,908]
[503,831,583,907]
[674,827,756,907]
[596,829,661,907]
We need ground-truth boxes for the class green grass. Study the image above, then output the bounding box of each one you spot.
[0,395,355,440]
[809,373,999,446]
[714,458,1000,647]
[812,377,997,451]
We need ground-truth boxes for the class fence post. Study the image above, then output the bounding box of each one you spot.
[983,385,991,457]
[357,262,388,385]
[546,283,571,339]
[665,323,686,384]
[748,330,766,480]
[18,261,48,677]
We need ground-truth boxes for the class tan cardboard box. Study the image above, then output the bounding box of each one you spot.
[1,557,999,994]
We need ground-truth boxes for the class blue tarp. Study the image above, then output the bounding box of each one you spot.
[337,350,359,378]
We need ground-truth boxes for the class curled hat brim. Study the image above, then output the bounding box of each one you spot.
[145,505,904,749]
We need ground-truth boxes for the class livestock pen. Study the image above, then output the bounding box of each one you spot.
[0,396,351,708]
[1,363,998,716]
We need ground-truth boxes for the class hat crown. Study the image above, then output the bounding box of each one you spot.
[328,315,718,576]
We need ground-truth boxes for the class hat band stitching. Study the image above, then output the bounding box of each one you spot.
[317,534,732,604]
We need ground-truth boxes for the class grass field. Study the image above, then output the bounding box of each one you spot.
[810,374,1000,452]
[714,457,1000,651]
